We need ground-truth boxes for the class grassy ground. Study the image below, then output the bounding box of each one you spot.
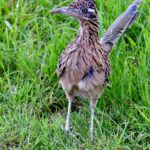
[0,0,150,149]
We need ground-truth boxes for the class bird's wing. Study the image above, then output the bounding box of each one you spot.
[100,0,142,55]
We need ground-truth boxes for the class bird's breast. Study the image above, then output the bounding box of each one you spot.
[57,43,110,96]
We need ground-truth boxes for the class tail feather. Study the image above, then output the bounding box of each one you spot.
[100,0,142,55]
[128,12,139,28]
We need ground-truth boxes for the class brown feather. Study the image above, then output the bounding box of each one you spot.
[57,18,110,100]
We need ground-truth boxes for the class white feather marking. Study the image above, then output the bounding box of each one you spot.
[88,8,95,13]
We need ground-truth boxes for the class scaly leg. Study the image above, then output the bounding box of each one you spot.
[90,98,98,141]
[65,99,72,132]
[90,107,95,141]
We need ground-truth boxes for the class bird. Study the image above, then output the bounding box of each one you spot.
[51,0,141,140]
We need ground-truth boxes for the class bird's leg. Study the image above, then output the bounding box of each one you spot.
[90,99,97,141]
[90,107,95,141]
[65,99,72,132]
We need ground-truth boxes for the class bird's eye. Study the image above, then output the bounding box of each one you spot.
[81,8,88,13]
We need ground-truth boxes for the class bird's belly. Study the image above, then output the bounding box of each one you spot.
[59,70,105,99]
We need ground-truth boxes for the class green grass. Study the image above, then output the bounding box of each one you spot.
[0,0,150,149]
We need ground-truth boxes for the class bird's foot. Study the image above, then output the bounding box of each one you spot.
[88,129,95,143]
[65,128,69,132]
[65,126,71,134]
[90,132,94,142]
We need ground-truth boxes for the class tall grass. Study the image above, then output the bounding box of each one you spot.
[0,0,149,149]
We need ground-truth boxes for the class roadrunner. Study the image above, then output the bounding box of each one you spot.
[52,0,141,139]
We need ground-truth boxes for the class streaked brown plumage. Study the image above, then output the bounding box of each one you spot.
[52,0,141,140]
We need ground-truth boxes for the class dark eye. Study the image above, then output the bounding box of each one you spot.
[81,8,88,13]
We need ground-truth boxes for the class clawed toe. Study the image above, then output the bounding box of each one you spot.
[65,128,70,134]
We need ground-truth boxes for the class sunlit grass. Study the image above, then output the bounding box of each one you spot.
[0,0,149,149]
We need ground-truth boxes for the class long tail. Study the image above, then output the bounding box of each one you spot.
[100,0,142,55]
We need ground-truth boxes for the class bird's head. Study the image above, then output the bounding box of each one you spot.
[51,0,98,21]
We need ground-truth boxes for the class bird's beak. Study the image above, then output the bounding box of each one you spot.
[51,7,78,18]
[51,7,69,15]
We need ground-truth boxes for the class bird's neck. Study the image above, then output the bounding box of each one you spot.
[78,20,99,44]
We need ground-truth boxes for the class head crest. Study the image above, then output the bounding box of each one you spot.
[70,0,96,9]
